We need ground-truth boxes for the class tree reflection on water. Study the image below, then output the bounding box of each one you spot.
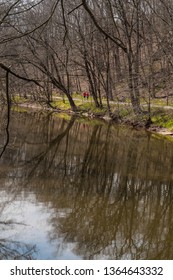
[0,239,36,260]
[1,110,173,259]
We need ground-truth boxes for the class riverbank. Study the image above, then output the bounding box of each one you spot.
[11,96,173,139]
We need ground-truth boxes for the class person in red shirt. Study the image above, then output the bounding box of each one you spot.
[86,92,89,99]
[83,91,89,99]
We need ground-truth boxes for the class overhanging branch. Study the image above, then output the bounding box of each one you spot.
[0,63,43,88]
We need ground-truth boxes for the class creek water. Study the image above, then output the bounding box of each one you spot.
[0,109,173,260]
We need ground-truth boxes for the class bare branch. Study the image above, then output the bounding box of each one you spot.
[81,0,127,53]
[0,0,61,45]
[68,3,83,15]
[0,0,21,26]
[0,63,43,87]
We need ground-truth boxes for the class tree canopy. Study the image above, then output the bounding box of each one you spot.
[0,0,173,115]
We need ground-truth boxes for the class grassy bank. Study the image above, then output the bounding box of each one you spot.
[11,94,173,137]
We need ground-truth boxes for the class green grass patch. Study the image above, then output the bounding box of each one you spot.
[78,102,107,114]
[151,109,173,130]
[13,95,29,103]
[150,99,166,106]
[50,98,103,113]
[11,105,28,113]
[50,100,71,110]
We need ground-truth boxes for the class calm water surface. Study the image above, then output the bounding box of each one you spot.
[0,109,173,260]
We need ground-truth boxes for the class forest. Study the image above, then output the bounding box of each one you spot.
[1,0,173,261]
[0,0,173,123]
